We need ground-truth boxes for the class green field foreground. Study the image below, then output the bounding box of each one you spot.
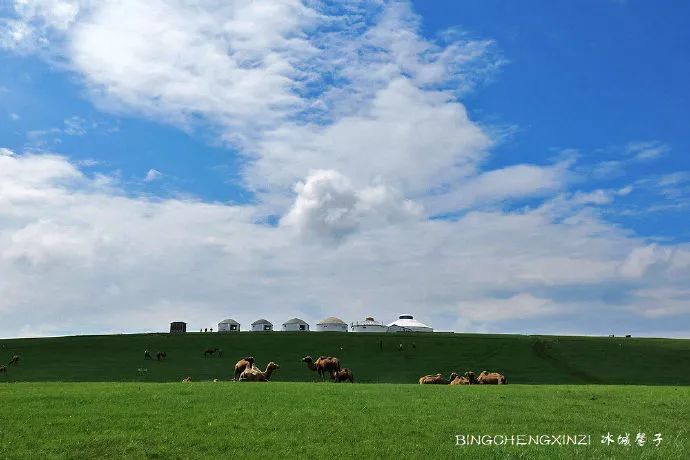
[0,382,687,459]
[1,332,689,384]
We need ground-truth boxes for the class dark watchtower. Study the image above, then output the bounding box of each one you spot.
[170,321,187,333]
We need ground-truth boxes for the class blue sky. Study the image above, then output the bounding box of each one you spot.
[0,0,688,338]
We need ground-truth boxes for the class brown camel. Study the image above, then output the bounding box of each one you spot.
[419,372,458,385]
[302,355,341,380]
[204,347,222,358]
[0,365,7,374]
[233,357,255,381]
[477,370,507,384]
[451,371,478,385]
[333,368,354,383]
[238,362,280,382]
[156,351,166,361]
[144,350,152,360]
[8,355,19,366]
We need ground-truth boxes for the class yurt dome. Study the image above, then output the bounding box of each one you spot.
[217,318,240,332]
[315,316,348,332]
[387,314,433,333]
[282,318,309,331]
[351,316,388,333]
[251,319,273,332]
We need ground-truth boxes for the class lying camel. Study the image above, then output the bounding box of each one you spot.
[182,376,192,383]
[144,350,152,360]
[477,370,507,384]
[233,357,255,381]
[302,355,341,380]
[204,347,222,358]
[333,368,354,383]
[451,371,478,385]
[419,372,458,385]
[238,362,280,382]
[156,351,166,361]
[8,355,19,366]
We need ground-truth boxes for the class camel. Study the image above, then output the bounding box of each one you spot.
[477,371,507,384]
[144,350,152,360]
[419,372,458,385]
[333,368,354,383]
[238,362,279,382]
[0,365,6,374]
[182,376,192,383]
[204,347,222,358]
[156,351,166,361]
[8,355,19,366]
[233,357,255,381]
[302,355,341,380]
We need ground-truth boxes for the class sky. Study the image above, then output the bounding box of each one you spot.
[0,0,689,339]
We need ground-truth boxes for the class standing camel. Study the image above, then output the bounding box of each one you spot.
[238,362,280,382]
[156,351,166,361]
[204,347,222,358]
[302,356,341,380]
[144,350,152,360]
[7,355,19,366]
[0,365,7,374]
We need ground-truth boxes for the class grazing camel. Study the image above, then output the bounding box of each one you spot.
[144,350,152,360]
[233,357,255,381]
[204,347,222,358]
[0,365,7,374]
[156,351,167,361]
[182,376,192,383]
[419,372,458,385]
[333,368,354,383]
[477,371,507,384]
[8,355,19,366]
[302,356,341,380]
[238,362,280,382]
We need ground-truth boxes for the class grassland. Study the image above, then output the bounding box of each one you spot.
[1,332,689,384]
[0,382,687,459]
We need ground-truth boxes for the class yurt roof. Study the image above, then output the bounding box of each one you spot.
[387,315,431,329]
[252,319,272,325]
[283,317,308,325]
[354,316,383,326]
[317,316,346,325]
[218,318,240,325]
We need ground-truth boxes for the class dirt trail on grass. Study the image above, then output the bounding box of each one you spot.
[532,339,603,384]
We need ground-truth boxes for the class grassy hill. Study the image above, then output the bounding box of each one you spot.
[1,331,689,384]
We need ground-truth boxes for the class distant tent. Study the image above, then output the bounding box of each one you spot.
[315,316,348,332]
[282,318,309,331]
[218,319,240,332]
[251,319,273,331]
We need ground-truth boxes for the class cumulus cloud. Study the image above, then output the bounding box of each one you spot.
[281,169,420,242]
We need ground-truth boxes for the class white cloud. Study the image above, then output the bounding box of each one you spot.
[144,169,163,183]
[281,169,420,242]
[626,140,669,161]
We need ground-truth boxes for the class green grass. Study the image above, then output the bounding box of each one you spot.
[1,332,689,384]
[0,382,687,459]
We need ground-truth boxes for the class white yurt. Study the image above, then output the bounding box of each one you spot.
[282,318,309,331]
[217,318,240,332]
[351,316,388,333]
[387,314,433,333]
[315,316,348,332]
[251,319,273,332]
